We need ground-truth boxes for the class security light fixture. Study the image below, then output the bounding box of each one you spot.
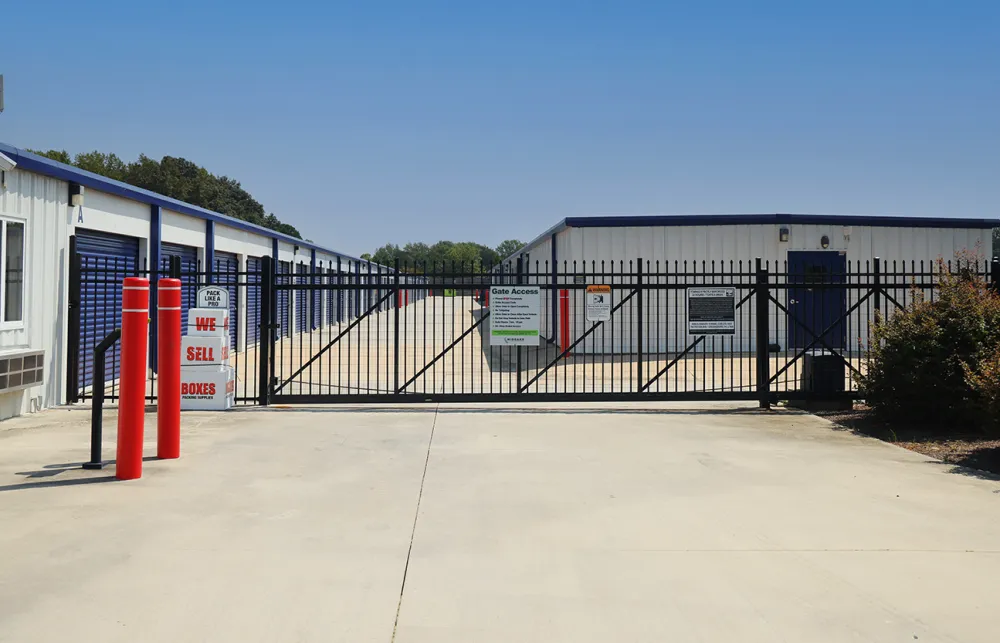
[778,227,789,243]
[820,235,830,249]
[69,183,85,207]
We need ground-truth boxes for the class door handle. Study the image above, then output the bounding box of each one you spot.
[789,299,798,305]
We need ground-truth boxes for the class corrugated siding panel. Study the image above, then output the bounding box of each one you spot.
[0,169,70,415]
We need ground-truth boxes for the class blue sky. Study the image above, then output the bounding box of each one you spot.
[2,1,998,255]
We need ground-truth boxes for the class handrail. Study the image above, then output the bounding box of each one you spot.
[82,328,122,470]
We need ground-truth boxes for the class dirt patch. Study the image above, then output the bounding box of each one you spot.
[816,406,1000,477]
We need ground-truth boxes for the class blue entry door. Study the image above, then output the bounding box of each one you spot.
[787,251,846,350]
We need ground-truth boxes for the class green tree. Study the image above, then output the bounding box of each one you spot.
[27,149,72,164]
[28,146,301,238]
[495,239,525,260]
[74,151,128,181]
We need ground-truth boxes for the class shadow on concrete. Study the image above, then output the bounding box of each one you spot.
[0,475,116,492]
[254,405,776,416]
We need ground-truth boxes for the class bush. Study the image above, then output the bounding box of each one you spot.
[965,345,1000,432]
[859,259,1000,433]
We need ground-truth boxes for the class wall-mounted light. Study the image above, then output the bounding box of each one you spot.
[778,227,790,243]
[69,183,85,207]
[820,235,830,249]
[843,226,852,242]
[293,244,300,254]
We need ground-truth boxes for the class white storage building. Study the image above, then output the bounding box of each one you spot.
[0,142,390,420]
[509,214,999,355]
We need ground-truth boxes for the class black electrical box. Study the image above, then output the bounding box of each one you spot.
[800,350,845,394]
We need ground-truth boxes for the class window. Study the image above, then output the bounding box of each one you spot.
[0,220,24,324]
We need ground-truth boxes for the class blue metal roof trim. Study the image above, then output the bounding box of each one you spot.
[563,213,1000,229]
[0,142,372,265]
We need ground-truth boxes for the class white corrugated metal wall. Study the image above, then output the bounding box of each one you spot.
[547,222,992,354]
[0,168,72,417]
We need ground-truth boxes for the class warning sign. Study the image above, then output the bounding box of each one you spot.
[489,286,540,346]
[585,285,611,322]
[688,287,736,334]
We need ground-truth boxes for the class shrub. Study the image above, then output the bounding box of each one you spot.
[859,258,1000,433]
[965,345,1000,432]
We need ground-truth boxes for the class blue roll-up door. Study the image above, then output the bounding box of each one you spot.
[161,243,199,334]
[295,263,308,333]
[246,257,261,344]
[76,229,141,389]
[214,251,239,347]
[325,268,335,324]
[277,261,291,338]
[312,264,322,329]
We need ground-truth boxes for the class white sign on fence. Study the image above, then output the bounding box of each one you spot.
[585,285,612,322]
[197,286,229,309]
[688,287,736,334]
[489,286,540,346]
[187,308,230,337]
[181,335,230,367]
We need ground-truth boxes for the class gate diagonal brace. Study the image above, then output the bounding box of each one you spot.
[273,289,395,394]
[397,309,491,394]
[767,292,870,384]
[640,288,754,392]
[639,335,705,392]
[880,288,905,312]
[519,289,638,393]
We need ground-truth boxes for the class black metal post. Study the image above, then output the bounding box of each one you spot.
[66,235,81,404]
[755,258,770,409]
[516,257,524,392]
[873,256,881,317]
[258,256,274,406]
[336,256,343,323]
[992,257,999,296]
[636,257,643,392]
[83,328,121,470]
[169,255,182,279]
[394,258,401,393]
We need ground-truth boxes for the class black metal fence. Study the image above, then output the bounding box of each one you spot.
[68,253,263,406]
[68,250,1000,407]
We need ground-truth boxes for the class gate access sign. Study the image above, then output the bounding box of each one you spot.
[687,287,736,334]
[489,286,540,346]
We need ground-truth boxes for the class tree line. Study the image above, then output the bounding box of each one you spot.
[362,239,525,271]
[28,148,301,238]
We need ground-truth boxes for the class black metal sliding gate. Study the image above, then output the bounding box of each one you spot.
[67,247,997,408]
[265,256,999,405]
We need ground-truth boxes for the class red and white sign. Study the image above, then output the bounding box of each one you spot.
[181,335,230,367]
[180,365,235,411]
[187,307,230,337]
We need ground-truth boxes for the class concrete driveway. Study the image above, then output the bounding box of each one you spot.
[0,404,997,642]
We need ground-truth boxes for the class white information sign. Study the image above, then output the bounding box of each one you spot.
[585,285,611,322]
[489,286,540,346]
[181,335,230,367]
[187,308,230,337]
[180,365,235,411]
[197,286,229,309]
[687,287,736,334]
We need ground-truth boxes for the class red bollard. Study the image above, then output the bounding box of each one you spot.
[157,278,182,459]
[116,277,150,480]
